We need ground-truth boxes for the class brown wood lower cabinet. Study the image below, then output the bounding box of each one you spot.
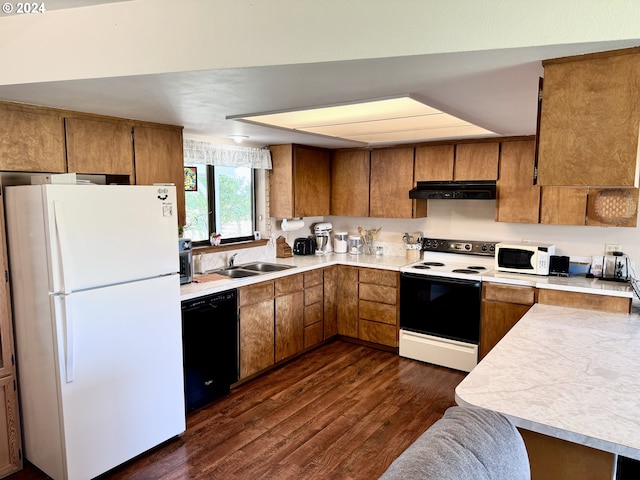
[0,375,20,478]
[323,266,338,339]
[480,283,536,359]
[303,270,324,349]
[538,288,631,313]
[239,281,275,379]
[337,266,399,348]
[275,274,304,362]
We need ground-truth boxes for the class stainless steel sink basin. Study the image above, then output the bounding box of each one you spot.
[214,268,260,278]
[210,262,294,279]
[240,262,296,272]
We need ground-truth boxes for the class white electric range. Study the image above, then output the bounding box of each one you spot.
[399,238,498,372]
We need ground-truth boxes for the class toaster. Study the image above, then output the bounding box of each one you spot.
[293,237,316,255]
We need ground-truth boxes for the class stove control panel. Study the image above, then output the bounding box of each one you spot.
[421,238,497,256]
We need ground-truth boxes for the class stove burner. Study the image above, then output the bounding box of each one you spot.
[413,265,431,269]
[422,262,445,267]
[468,266,486,270]
[452,269,481,274]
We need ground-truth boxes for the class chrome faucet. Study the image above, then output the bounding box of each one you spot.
[228,253,238,269]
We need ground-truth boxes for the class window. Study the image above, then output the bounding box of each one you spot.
[184,164,255,245]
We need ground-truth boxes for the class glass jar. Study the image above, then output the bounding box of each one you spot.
[348,235,363,255]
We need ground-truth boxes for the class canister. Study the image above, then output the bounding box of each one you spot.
[334,231,348,253]
[348,235,363,255]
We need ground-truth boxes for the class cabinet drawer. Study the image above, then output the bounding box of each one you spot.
[359,268,397,287]
[239,281,274,307]
[538,289,631,314]
[305,285,323,306]
[483,283,536,305]
[359,284,397,305]
[275,273,304,296]
[304,322,323,349]
[304,269,323,287]
[359,300,397,325]
[359,319,397,347]
[304,302,323,327]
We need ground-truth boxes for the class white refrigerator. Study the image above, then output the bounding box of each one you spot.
[5,184,186,480]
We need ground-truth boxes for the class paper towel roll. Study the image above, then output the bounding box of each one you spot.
[281,219,305,231]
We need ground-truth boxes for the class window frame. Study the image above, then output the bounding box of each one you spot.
[188,164,257,247]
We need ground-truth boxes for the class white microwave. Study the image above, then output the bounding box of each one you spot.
[495,242,556,275]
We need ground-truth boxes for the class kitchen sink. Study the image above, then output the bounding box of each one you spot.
[211,262,294,279]
[240,262,296,272]
[214,268,260,278]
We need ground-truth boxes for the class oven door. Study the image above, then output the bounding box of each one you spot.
[400,272,481,344]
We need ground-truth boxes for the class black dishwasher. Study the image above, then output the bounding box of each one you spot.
[181,289,238,412]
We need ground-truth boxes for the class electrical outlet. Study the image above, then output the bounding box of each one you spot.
[605,243,622,253]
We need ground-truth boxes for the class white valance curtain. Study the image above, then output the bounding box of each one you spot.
[183,139,272,169]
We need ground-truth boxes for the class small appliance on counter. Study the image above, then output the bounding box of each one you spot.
[549,255,570,277]
[293,236,316,255]
[495,242,556,275]
[314,222,333,255]
[179,238,193,284]
[601,252,630,282]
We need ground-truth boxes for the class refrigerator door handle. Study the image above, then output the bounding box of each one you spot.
[53,201,73,295]
[53,294,74,383]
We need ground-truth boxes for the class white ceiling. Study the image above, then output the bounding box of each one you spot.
[0,37,638,148]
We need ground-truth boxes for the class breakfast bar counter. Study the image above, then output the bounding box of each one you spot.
[456,303,640,477]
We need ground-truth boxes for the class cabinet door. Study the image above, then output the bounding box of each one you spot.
[538,289,631,314]
[414,144,454,180]
[323,266,338,339]
[268,144,295,218]
[239,299,274,379]
[66,117,134,178]
[496,140,540,223]
[294,146,331,217]
[331,149,370,216]
[133,125,185,225]
[540,186,587,225]
[537,50,640,186]
[0,375,21,477]
[269,144,331,218]
[337,266,358,338]
[0,104,66,173]
[454,142,499,180]
[275,291,304,362]
[480,283,536,359]
[370,147,421,218]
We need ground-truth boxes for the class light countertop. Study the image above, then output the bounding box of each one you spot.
[180,253,633,301]
[455,303,640,461]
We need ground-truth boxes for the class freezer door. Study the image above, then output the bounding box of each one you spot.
[8,184,179,293]
[53,275,185,480]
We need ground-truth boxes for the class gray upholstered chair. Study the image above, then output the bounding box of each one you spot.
[379,406,530,480]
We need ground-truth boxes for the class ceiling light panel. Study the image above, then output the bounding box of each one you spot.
[235,96,497,145]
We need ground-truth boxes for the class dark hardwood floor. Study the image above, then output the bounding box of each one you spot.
[9,340,466,480]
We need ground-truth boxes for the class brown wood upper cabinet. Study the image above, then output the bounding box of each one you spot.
[331,149,370,216]
[133,125,185,226]
[414,142,499,181]
[454,143,499,180]
[66,117,134,179]
[370,147,426,218]
[0,103,66,173]
[269,144,331,218]
[496,140,540,223]
[537,48,640,186]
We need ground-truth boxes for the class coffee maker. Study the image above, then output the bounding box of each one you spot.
[314,222,333,255]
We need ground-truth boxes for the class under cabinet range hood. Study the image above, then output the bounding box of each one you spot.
[409,180,497,200]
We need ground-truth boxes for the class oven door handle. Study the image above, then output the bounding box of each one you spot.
[400,272,481,287]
